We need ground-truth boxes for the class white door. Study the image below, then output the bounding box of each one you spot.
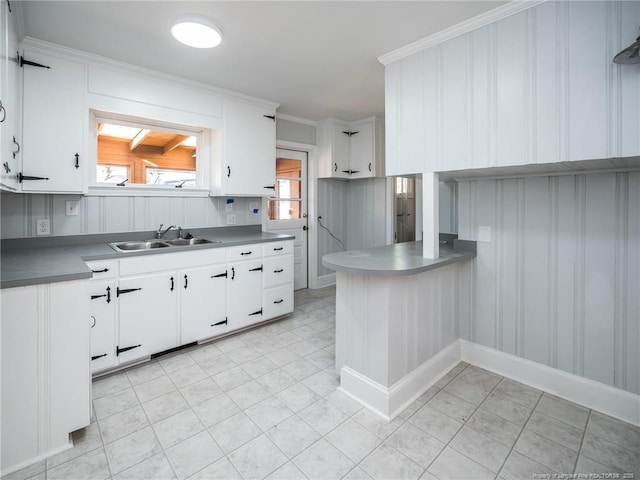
[266,148,308,290]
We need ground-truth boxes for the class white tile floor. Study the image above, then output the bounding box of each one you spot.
[4,286,639,480]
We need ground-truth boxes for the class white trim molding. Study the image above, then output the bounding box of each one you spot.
[340,339,640,427]
[377,0,547,65]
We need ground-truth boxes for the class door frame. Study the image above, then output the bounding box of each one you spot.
[264,140,321,289]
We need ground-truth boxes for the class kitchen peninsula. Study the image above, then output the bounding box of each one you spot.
[323,238,476,419]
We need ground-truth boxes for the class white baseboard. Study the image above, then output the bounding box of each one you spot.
[459,340,640,427]
[314,273,336,289]
[339,339,640,427]
[1,438,72,477]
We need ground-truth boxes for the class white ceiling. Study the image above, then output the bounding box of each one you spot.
[19,1,506,122]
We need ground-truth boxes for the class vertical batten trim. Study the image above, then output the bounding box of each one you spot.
[526,8,534,166]
[496,180,503,350]
[99,196,106,233]
[436,45,444,168]
[24,194,31,237]
[489,24,498,167]
[516,178,525,357]
[549,177,559,368]
[128,197,135,232]
[470,181,477,343]
[614,173,628,389]
[466,34,473,170]
[573,175,586,376]
[559,1,570,162]
[605,1,614,158]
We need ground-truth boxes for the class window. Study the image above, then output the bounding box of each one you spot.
[268,157,303,220]
[92,113,205,191]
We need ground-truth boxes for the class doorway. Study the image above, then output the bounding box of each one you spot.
[394,176,416,243]
[266,148,308,290]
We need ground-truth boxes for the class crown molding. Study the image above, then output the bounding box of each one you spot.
[378,0,547,66]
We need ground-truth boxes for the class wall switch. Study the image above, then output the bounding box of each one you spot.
[226,214,236,225]
[65,200,80,216]
[478,225,492,242]
[36,219,50,236]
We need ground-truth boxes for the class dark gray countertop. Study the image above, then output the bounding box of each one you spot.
[1,225,293,289]
[322,239,476,276]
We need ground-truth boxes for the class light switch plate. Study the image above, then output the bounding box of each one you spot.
[65,200,80,216]
[478,225,492,242]
[36,219,50,236]
[226,214,236,225]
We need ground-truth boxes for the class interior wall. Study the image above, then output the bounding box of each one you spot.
[316,179,347,277]
[458,171,639,395]
[346,178,388,251]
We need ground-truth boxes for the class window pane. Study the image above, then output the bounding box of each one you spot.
[97,165,128,183]
[276,157,301,178]
[268,200,302,220]
[275,179,302,199]
[146,168,196,187]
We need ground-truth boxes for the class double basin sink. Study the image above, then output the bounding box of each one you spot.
[109,237,220,253]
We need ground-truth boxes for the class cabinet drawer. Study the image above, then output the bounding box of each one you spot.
[263,256,293,288]
[263,241,293,257]
[119,249,226,276]
[85,260,117,280]
[227,244,262,262]
[263,284,294,320]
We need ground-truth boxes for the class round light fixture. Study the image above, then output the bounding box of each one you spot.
[171,18,222,49]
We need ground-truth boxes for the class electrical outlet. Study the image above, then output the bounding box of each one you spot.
[36,219,50,236]
[226,214,236,225]
[65,200,80,216]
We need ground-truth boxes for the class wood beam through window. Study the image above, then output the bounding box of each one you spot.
[129,129,151,151]
[162,135,190,155]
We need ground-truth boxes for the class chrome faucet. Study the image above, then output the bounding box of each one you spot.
[155,223,176,239]
[177,226,183,239]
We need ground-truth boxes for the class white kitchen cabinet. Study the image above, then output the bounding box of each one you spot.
[263,241,294,320]
[227,256,264,330]
[211,99,276,196]
[180,263,228,344]
[0,0,20,192]
[21,47,85,193]
[318,117,384,179]
[117,272,178,364]
[89,279,116,372]
[1,280,90,475]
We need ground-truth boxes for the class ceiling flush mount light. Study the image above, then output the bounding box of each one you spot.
[171,18,222,49]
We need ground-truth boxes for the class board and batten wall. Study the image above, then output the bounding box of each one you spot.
[458,171,639,395]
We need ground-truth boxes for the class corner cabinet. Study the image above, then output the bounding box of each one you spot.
[318,117,384,179]
[21,47,85,193]
[212,99,277,196]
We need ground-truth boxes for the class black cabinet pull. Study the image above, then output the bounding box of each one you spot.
[19,55,51,69]
[90,316,96,328]
[263,185,275,190]
[231,267,235,280]
[74,153,79,169]
[227,166,231,177]
[369,162,372,172]
[273,247,283,251]
[211,318,228,327]
[91,354,107,361]
[116,344,141,356]
[117,287,141,297]
[263,114,276,121]
[18,173,49,182]
[342,170,351,174]
[0,101,5,123]
[3,161,10,173]
[350,131,359,136]
[184,274,188,289]
[212,271,228,278]
[334,163,337,172]
[12,136,20,159]
[274,269,284,273]
[274,299,284,304]
[249,265,263,272]
[170,276,174,291]
[91,268,109,273]
[240,251,252,256]
[248,308,263,316]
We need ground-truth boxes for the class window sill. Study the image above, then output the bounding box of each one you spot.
[87,184,211,197]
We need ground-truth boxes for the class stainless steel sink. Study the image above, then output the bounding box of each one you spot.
[109,241,170,252]
[164,238,217,246]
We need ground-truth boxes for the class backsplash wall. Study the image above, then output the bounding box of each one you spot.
[0,193,262,238]
[458,171,639,395]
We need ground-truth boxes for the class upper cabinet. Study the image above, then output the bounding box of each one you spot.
[318,117,384,179]
[0,0,20,192]
[383,1,640,175]
[21,48,85,193]
[211,99,277,196]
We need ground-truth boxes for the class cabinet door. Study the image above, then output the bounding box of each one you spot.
[332,124,350,178]
[21,49,85,193]
[223,99,275,195]
[349,121,375,178]
[117,273,178,363]
[227,259,263,330]
[89,280,116,373]
[180,264,227,344]
[0,2,20,192]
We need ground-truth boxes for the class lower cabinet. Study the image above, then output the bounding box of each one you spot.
[89,279,116,372]
[180,264,228,344]
[227,258,264,330]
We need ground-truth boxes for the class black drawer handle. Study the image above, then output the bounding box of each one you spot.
[91,268,109,273]
[212,271,228,278]
[227,166,231,177]
[273,247,283,251]
[249,265,263,272]
[212,318,228,327]
[170,276,174,291]
[116,344,141,356]
[91,353,107,361]
[231,267,235,280]
[274,299,284,304]
[274,269,284,273]
[240,251,252,256]
[249,308,263,316]
[117,287,141,297]
[184,274,188,289]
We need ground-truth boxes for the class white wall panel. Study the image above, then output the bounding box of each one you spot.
[459,171,639,394]
[470,26,492,169]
